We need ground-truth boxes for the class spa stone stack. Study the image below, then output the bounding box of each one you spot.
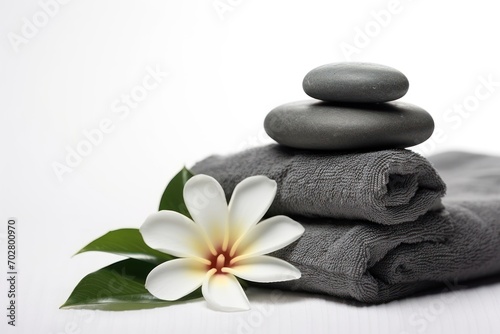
[264,62,435,151]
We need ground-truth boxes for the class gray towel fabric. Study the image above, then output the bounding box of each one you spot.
[192,148,500,303]
[191,145,446,225]
[428,151,500,202]
[269,200,500,303]
[269,211,455,303]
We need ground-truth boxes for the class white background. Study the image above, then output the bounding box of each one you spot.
[1,0,500,333]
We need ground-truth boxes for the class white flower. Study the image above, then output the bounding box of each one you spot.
[140,174,304,312]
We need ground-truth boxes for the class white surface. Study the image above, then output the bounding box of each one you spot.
[1,0,500,333]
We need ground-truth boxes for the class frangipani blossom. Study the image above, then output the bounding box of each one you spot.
[140,174,304,311]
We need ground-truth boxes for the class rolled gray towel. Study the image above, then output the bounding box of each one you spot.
[265,152,500,303]
[268,211,455,303]
[191,145,446,224]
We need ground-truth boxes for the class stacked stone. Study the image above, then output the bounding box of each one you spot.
[264,62,434,150]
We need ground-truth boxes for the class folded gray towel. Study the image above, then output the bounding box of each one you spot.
[268,211,455,303]
[193,149,500,303]
[428,151,500,202]
[269,198,500,303]
[191,145,446,224]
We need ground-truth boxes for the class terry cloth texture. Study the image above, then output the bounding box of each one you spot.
[192,148,500,303]
[191,145,446,225]
[267,201,500,303]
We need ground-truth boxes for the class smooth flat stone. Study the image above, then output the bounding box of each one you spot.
[264,100,434,150]
[303,62,409,103]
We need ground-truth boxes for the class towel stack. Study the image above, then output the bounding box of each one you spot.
[192,63,500,303]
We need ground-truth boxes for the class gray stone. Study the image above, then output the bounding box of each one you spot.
[264,100,434,150]
[303,62,409,103]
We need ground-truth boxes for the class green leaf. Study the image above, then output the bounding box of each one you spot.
[158,167,194,217]
[76,229,173,264]
[61,259,202,310]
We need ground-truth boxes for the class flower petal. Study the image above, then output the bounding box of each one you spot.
[228,176,277,244]
[145,258,207,301]
[223,255,301,283]
[202,271,250,311]
[183,175,228,249]
[231,216,304,261]
[140,211,210,259]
